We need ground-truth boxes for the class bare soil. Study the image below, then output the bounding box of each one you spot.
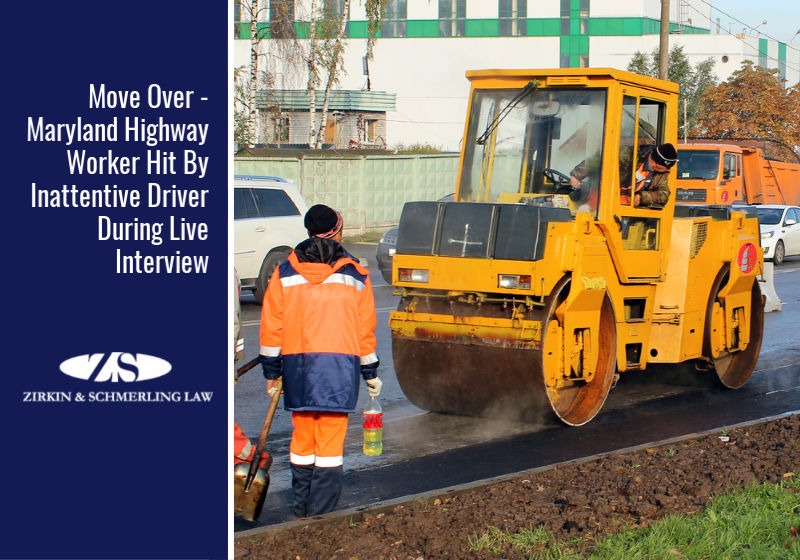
[234,414,800,559]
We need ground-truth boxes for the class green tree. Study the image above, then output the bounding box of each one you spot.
[234,1,384,149]
[627,45,717,141]
[234,0,304,148]
[306,0,385,148]
[693,60,800,160]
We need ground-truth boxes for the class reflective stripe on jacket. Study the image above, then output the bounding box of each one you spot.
[234,422,255,465]
[259,250,377,413]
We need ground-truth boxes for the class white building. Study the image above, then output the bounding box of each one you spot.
[233,0,800,151]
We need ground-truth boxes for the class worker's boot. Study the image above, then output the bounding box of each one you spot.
[307,465,343,516]
[290,463,314,518]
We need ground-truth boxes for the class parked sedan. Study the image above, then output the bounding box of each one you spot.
[757,204,800,265]
[376,193,454,283]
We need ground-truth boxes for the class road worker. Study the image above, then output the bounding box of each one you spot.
[621,142,677,207]
[259,204,381,518]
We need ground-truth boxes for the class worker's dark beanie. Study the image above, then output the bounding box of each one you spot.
[652,143,678,168]
[305,204,342,238]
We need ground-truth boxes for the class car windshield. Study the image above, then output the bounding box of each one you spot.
[459,87,607,206]
[676,150,719,180]
[757,208,784,225]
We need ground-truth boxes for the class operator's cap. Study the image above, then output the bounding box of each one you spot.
[305,204,343,238]
[652,143,678,168]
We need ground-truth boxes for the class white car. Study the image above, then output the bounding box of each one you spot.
[234,175,309,301]
[756,204,800,265]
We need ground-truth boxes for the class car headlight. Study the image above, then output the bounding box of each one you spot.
[761,231,774,241]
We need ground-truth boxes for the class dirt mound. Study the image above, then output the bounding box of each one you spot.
[235,414,799,559]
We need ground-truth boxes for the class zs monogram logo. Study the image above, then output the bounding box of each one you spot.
[59,352,172,382]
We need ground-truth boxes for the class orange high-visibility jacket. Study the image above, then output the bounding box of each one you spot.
[259,249,378,412]
[234,422,255,465]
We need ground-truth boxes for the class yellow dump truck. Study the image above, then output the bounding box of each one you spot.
[675,142,800,206]
[389,68,764,426]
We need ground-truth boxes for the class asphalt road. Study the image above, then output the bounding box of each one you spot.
[234,247,800,532]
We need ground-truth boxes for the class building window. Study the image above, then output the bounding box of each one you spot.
[381,0,407,38]
[439,0,466,37]
[323,0,349,34]
[234,0,242,39]
[323,0,344,17]
[269,0,295,39]
[366,119,378,142]
[499,0,527,36]
[272,116,290,143]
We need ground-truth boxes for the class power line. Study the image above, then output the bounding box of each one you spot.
[685,0,799,76]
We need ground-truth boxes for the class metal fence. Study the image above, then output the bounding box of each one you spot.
[234,153,459,233]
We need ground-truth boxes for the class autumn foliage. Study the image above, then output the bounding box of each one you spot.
[693,61,800,161]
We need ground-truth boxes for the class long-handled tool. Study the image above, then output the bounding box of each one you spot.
[235,356,260,381]
[234,378,282,521]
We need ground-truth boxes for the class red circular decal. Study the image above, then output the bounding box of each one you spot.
[721,191,729,202]
[737,243,757,274]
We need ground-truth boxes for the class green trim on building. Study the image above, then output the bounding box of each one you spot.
[295,22,311,39]
[525,18,560,36]
[464,19,500,36]
[778,43,787,81]
[406,20,439,37]
[235,16,704,41]
[560,35,589,56]
[759,38,768,68]
[589,18,643,36]
[348,20,368,37]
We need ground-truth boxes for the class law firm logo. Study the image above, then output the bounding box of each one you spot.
[59,352,172,382]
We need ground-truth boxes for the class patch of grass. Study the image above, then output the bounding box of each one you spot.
[591,477,800,559]
[468,525,582,559]
[466,477,800,559]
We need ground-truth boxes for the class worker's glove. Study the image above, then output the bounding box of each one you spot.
[257,450,272,470]
[260,354,283,380]
[365,377,383,398]
[266,378,282,397]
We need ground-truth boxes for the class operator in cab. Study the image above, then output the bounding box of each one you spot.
[621,143,678,207]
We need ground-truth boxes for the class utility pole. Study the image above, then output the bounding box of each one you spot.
[659,0,670,80]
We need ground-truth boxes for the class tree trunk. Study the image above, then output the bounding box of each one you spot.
[313,0,351,149]
[306,0,320,148]
[248,0,261,148]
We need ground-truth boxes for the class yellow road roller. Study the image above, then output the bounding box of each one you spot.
[389,68,764,426]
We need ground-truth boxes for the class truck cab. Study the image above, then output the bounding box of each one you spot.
[675,143,745,204]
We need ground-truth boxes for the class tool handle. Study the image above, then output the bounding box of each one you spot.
[244,378,283,492]
[236,356,260,379]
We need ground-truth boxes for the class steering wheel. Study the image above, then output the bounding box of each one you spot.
[543,168,575,194]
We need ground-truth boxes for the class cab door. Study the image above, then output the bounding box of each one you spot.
[605,94,673,282]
